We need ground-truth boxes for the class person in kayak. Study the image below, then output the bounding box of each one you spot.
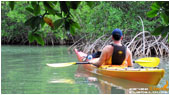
[89,28,133,67]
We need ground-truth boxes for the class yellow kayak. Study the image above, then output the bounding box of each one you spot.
[74,49,165,85]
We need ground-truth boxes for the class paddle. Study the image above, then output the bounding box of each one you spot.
[46,62,90,67]
[47,57,160,68]
[134,57,160,67]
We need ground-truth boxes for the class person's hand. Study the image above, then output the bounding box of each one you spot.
[88,58,100,67]
[88,60,93,64]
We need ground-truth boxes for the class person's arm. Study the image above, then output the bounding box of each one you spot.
[127,48,133,67]
[89,46,108,67]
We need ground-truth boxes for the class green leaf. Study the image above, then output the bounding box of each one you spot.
[9,1,15,10]
[53,19,64,29]
[69,21,80,35]
[147,10,158,18]
[67,1,81,9]
[151,2,160,10]
[40,18,45,27]
[47,1,55,8]
[59,1,69,14]
[51,1,58,5]
[152,26,164,36]
[72,22,80,29]
[33,16,42,28]
[43,2,56,15]
[25,16,36,26]
[31,2,37,9]
[56,12,62,17]
[68,19,80,29]
[160,13,169,25]
[156,1,164,7]
[86,1,95,8]
[28,32,45,46]
[26,7,34,14]
[161,26,169,38]
[31,1,40,15]
[34,34,45,46]
[70,25,76,35]
[28,32,35,43]
[25,16,42,29]
[35,4,40,15]
[65,21,70,31]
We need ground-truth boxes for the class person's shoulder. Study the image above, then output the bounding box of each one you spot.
[105,44,113,49]
[102,45,113,52]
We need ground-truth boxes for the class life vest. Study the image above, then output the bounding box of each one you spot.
[111,44,126,65]
[103,44,127,67]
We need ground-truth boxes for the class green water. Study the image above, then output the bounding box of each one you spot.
[1,45,169,94]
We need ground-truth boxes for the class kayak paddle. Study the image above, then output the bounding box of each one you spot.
[47,57,160,68]
[134,57,160,67]
[46,62,90,67]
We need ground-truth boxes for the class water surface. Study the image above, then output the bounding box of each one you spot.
[1,45,169,94]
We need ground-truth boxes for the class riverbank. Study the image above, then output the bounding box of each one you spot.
[2,31,169,57]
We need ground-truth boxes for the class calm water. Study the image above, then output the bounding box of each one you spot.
[1,45,169,94]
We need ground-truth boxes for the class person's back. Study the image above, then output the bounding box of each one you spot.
[90,29,133,67]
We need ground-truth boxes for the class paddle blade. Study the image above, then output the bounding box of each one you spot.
[135,57,160,67]
[47,62,76,67]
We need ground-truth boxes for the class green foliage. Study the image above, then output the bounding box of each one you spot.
[67,1,81,9]
[7,2,31,23]
[73,1,159,39]
[147,10,159,17]
[23,1,94,45]
[2,2,30,44]
[43,2,57,15]
[25,16,42,30]
[86,1,95,8]
[152,26,169,38]
[147,1,169,37]
[6,1,88,45]
[31,1,40,15]
[28,31,45,46]
[53,18,64,29]
[9,1,15,10]
[2,1,165,45]
[26,7,34,15]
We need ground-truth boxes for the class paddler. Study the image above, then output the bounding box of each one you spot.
[89,28,133,67]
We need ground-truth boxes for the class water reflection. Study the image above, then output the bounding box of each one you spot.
[49,79,75,84]
[74,65,153,94]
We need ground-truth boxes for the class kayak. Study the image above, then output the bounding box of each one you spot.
[74,49,165,85]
